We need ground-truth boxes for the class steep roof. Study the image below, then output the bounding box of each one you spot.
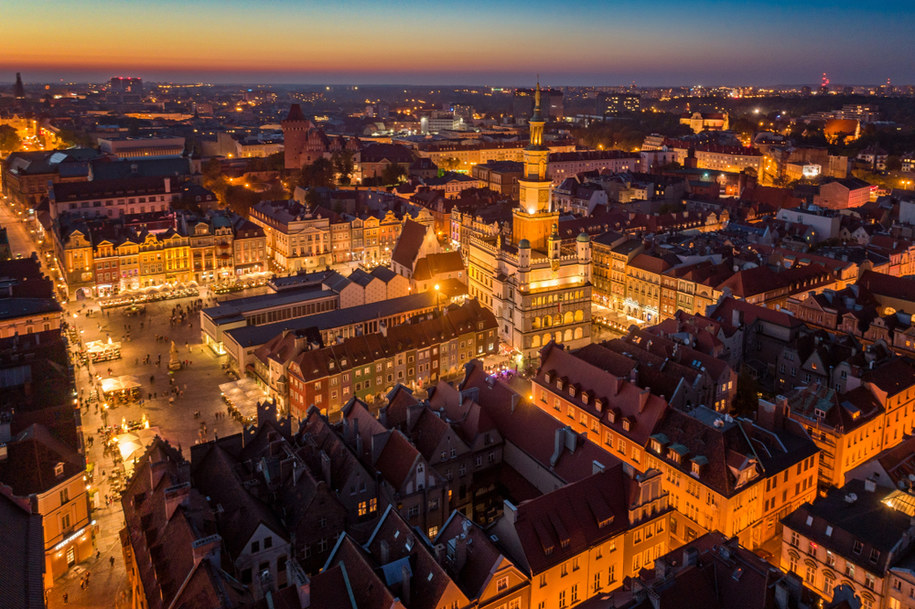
[391,218,429,269]
[0,423,84,496]
[535,343,669,447]
[0,488,44,609]
[511,469,629,573]
[284,103,307,122]
[782,479,913,574]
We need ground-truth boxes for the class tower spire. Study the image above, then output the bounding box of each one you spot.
[534,75,541,113]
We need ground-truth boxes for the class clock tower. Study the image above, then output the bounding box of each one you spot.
[513,80,558,251]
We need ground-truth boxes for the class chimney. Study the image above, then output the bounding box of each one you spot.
[683,546,699,567]
[164,482,191,520]
[864,477,877,492]
[192,534,223,566]
[371,431,389,465]
[550,427,565,467]
[400,564,411,606]
[593,460,606,475]
[320,450,332,486]
[503,500,518,524]
[639,389,650,412]
[510,393,520,413]
[379,539,390,564]
[731,308,742,328]
[406,404,422,430]
[654,556,669,579]
[774,579,790,609]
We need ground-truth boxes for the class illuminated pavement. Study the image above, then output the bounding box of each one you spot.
[46,293,250,608]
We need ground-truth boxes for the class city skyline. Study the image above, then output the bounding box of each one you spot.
[3,0,915,86]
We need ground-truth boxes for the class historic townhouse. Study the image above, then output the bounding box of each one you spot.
[531,342,819,549]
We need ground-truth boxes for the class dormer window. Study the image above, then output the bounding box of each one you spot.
[692,461,701,475]
[651,440,662,453]
[556,378,564,390]
[608,410,617,424]
[54,462,65,477]
[568,385,576,398]
[594,399,603,411]
[621,418,631,432]
[814,408,825,420]
[581,392,589,404]
[545,372,552,384]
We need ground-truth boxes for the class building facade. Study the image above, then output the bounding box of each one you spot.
[465,84,592,365]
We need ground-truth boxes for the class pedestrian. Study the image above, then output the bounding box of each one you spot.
[96,550,101,561]
[110,556,115,568]
[63,592,68,605]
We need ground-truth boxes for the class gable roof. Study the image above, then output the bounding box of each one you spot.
[0,488,44,609]
[510,469,629,573]
[391,218,430,269]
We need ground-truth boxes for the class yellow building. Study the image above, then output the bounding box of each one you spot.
[782,359,915,489]
[0,423,94,587]
[624,253,674,324]
[491,467,672,609]
[465,83,592,365]
[533,343,820,549]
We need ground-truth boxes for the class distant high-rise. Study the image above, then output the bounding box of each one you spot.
[13,73,24,99]
[108,76,143,102]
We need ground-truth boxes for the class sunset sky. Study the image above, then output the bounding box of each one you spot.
[2,0,913,85]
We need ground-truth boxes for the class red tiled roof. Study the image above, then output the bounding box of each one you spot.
[512,469,628,573]
[391,218,429,269]
[535,344,669,447]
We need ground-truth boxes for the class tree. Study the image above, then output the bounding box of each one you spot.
[56,128,93,148]
[380,163,407,185]
[440,156,460,172]
[298,157,334,189]
[0,125,20,151]
[332,150,355,185]
[731,365,762,418]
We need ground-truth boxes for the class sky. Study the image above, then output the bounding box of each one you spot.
[1,0,913,86]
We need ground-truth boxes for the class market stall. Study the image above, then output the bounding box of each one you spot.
[85,338,121,362]
[100,375,142,404]
[218,377,265,425]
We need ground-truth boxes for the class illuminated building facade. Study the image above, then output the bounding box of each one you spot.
[532,343,819,549]
[465,83,592,364]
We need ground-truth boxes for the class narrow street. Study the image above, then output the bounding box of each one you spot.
[0,197,38,257]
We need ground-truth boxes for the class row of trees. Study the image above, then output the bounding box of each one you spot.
[296,151,408,190]
[0,125,19,152]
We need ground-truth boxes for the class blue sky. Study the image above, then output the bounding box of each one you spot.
[1,0,912,85]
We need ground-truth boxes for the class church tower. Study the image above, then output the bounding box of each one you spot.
[512,80,558,251]
[13,72,25,100]
[282,103,310,170]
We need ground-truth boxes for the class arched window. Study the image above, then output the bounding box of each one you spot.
[531,335,541,348]
[532,316,541,330]
[574,327,583,340]
[563,311,574,325]
[564,329,573,342]
[574,309,584,322]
